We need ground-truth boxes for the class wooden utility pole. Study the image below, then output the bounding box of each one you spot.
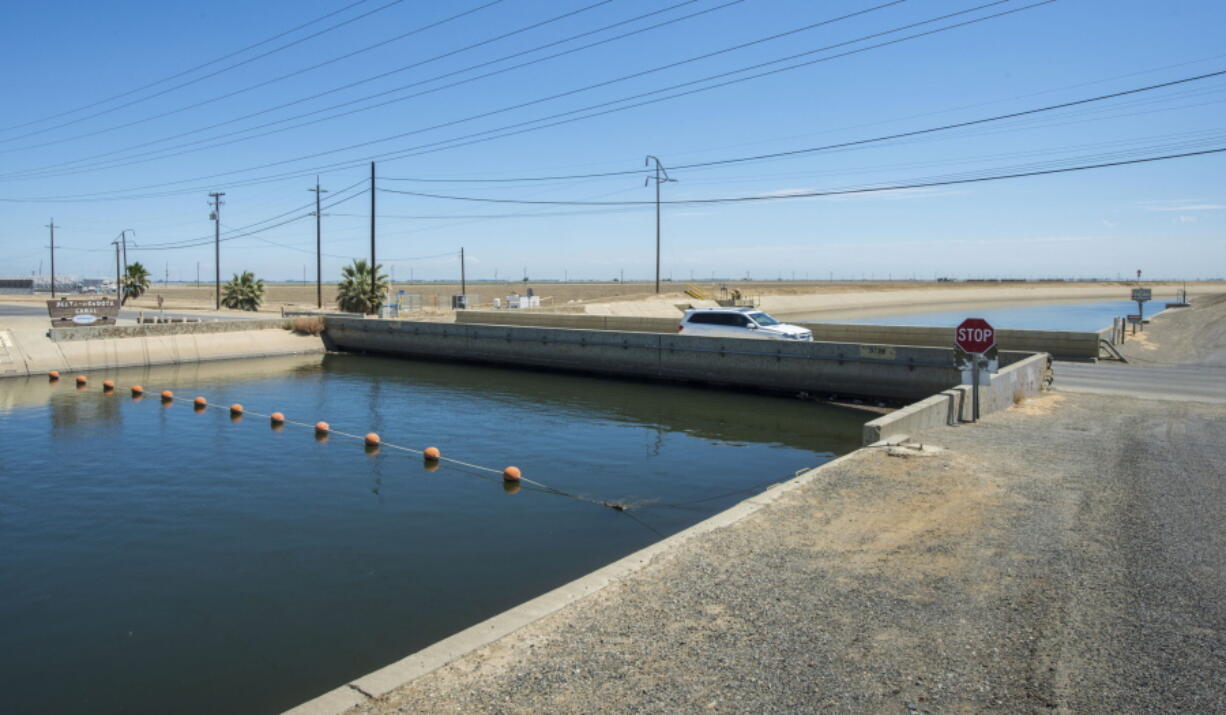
[112,241,121,300]
[369,162,377,311]
[309,177,328,309]
[209,192,225,310]
[46,219,58,297]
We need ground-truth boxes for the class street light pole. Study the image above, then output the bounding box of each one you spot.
[644,155,676,294]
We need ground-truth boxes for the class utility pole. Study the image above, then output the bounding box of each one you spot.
[645,155,677,294]
[46,219,58,297]
[370,162,377,309]
[196,261,200,288]
[112,240,121,299]
[209,192,225,310]
[309,176,328,309]
[460,247,467,297]
[120,230,130,278]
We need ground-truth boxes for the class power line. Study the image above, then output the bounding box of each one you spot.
[0,0,377,135]
[0,0,408,145]
[0,0,1021,200]
[371,69,1226,184]
[1,0,733,179]
[131,179,369,251]
[376,146,1226,205]
[0,0,508,159]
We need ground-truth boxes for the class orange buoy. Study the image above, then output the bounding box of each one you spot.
[131,385,144,396]
[314,421,330,433]
[423,446,441,461]
[102,380,115,391]
[75,375,87,385]
[364,432,380,446]
[48,370,60,380]
[502,466,522,482]
[193,396,207,407]
[160,390,173,401]
[270,411,285,424]
[230,403,244,415]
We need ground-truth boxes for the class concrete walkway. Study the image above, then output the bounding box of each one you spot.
[287,293,1226,713]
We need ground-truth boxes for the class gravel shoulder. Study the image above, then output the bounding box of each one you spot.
[339,296,1226,714]
[345,389,1225,713]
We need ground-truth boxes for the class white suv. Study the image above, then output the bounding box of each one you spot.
[677,307,813,341]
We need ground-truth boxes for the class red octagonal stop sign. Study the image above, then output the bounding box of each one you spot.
[955,318,996,354]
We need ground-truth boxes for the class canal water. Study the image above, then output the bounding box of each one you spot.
[783,296,1174,332]
[0,353,865,715]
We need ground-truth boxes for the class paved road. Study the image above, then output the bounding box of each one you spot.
[1054,360,1226,404]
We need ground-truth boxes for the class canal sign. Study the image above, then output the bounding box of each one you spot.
[46,298,119,328]
[1131,288,1152,302]
[955,318,996,354]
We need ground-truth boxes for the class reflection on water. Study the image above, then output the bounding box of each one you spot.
[0,353,864,715]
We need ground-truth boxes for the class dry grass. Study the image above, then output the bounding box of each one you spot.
[289,316,325,335]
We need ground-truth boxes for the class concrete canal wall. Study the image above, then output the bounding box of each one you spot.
[0,322,324,378]
[47,317,291,342]
[324,318,1045,412]
[454,310,1099,359]
[861,351,1051,443]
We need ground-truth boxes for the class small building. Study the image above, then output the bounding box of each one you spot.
[0,277,34,295]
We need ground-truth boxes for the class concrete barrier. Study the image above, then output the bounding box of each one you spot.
[861,352,1051,443]
[794,323,1098,360]
[325,317,1033,405]
[453,311,1099,359]
[456,310,677,333]
[49,318,290,342]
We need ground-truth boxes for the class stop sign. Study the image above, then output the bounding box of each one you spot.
[955,318,996,354]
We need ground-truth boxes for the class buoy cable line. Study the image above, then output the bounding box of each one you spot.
[369,68,1226,185]
[0,0,379,136]
[0,0,1030,201]
[0,0,410,146]
[377,146,1226,206]
[147,391,631,510]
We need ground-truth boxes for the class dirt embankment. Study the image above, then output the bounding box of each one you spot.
[9,280,1214,321]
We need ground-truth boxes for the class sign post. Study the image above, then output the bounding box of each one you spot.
[1130,287,1152,327]
[955,318,997,422]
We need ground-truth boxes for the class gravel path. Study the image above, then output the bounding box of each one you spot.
[343,297,1226,714]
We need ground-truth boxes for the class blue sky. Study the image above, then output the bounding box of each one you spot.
[1,0,1223,283]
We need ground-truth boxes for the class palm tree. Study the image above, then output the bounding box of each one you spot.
[221,271,265,311]
[122,262,151,305]
[336,259,389,314]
